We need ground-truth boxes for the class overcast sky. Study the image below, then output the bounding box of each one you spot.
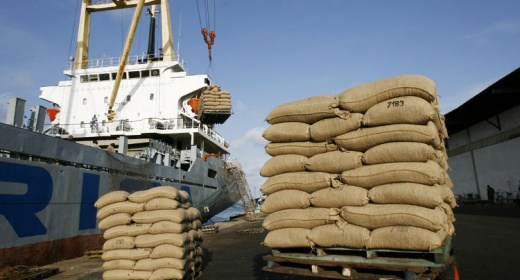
[1,0,519,197]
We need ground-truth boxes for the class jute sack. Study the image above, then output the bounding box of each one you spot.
[150,244,187,259]
[261,172,338,195]
[103,224,152,240]
[262,207,340,231]
[132,209,187,224]
[134,257,186,271]
[368,183,444,208]
[185,207,202,221]
[266,95,340,124]
[127,186,180,203]
[97,201,144,220]
[309,221,370,249]
[260,189,311,214]
[265,141,338,157]
[362,142,438,165]
[335,121,442,152]
[102,236,135,250]
[178,190,190,203]
[102,269,152,280]
[191,219,202,230]
[150,267,186,280]
[145,197,181,210]
[135,233,189,248]
[363,96,438,127]
[306,151,363,174]
[367,226,447,251]
[436,185,457,208]
[98,212,132,230]
[341,161,446,189]
[263,228,311,248]
[102,259,136,270]
[95,190,129,209]
[260,154,309,177]
[338,74,437,113]
[309,185,369,208]
[262,122,310,142]
[149,221,189,234]
[310,113,363,142]
[340,204,448,231]
[101,248,151,261]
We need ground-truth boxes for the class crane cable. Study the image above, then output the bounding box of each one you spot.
[195,0,216,61]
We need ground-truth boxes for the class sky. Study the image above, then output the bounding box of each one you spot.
[1,0,519,198]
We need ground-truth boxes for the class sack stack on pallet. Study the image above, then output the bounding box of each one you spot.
[94,186,203,280]
[260,74,457,252]
[198,85,232,124]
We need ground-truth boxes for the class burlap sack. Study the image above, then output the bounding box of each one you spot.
[102,259,136,270]
[265,141,338,157]
[260,154,309,177]
[128,186,180,203]
[341,161,446,189]
[150,268,186,280]
[185,207,202,221]
[101,248,151,261]
[149,221,189,234]
[260,190,311,214]
[436,185,457,208]
[103,224,152,240]
[103,270,152,280]
[98,212,132,230]
[263,207,340,231]
[266,95,340,124]
[150,244,187,259]
[309,221,370,249]
[338,74,437,113]
[363,96,439,127]
[335,121,442,152]
[263,228,311,248]
[261,172,337,195]
[134,257,186,271]
[132,209,187,224]
[97,201,144,220]
[362,142,438,165]
[368,183,444,208]
[134,233,189,248]
[309,185,369,207]
[145,197,181,210]
[262,122,310,142]
[306,151,363,174]
[95,190,129,209]
[367,226,447,251]
[103,236,135,250]
[309,113,363,142]
[340,204,448,231]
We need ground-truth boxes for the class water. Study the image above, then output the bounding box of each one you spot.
[207,200,245,223]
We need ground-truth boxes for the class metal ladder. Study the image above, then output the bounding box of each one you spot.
[226,160,257,221]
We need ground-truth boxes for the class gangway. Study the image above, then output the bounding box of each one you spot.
[226,160,257,221]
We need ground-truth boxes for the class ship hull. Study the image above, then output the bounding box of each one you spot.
[0,123,241,267]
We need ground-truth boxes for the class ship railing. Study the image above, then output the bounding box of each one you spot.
[46,117,228,147]
[68,55,150,70]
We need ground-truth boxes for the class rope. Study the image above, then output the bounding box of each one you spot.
[67,0,80,62]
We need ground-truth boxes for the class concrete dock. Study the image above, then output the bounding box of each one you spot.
[35,204,520,279]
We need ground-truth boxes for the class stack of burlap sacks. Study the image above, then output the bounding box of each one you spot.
[198,85,232,115]
[260,74,457,252]
[95,186,203,280]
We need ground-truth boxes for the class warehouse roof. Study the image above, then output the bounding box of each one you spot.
[444,67,520,135]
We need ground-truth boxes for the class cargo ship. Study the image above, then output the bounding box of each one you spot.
[0,0,246,267]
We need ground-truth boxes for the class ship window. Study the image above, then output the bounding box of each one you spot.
[207,169,217,178]
[126,95,131,101]
[150,93,154,100]
[99,73,110,81]
[104,97,108,103]
[151,69,160,76]
[89,74,99,82]
[111,72,127,80]
[82,98,87,105]
[80,75,88,83]
[141,70,150,77]
[129,71,140,79]
[80,121,85,128]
